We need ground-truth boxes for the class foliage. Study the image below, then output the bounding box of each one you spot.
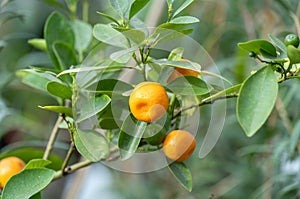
[0,0,300,198]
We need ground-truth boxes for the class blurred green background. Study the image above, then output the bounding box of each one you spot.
[1,0,300,198]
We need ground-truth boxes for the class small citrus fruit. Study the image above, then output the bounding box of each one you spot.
[0,156,25,189]
[284,33,300,48]
[129,82,169,123]
[163,130,196,162]
[167,58,199,82]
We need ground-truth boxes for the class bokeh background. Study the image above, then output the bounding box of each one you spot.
[1,0,300,198]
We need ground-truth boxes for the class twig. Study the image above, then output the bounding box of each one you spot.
[172,94,238,119]
[43,116,63,160]
[60,142,75,175]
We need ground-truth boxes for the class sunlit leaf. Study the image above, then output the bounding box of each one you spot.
[25,159,52,169]
[287,45,300,64]
[52,41,78,69]
[172,0,194,18]
[28,39,47,51]
[70,20,92,52]
[168,47,184,61]
[109,0,130,18]
[38,106,73,118]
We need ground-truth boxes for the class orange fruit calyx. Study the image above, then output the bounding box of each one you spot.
[129,82,169,123]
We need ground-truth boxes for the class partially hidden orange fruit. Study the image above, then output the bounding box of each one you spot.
[129,82,169,123]
[0,156,26,189]
[167,58,199,83]
[163,130,196,162]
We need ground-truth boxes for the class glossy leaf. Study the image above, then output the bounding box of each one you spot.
[118,114,147,160]
[129,0,150,19]
[0,148,63,170]
[168,161,192,192]
[202,84,241,102]
[52,41,78,69]
[25,159,52,169]
[70,20,92,52]
[238,39,277,58]
[74,129,109,162]
[16,69,62,93]
[2,168,55,199]
[38,106,73,118]
[287,45,300,64]
[237,66,278,137]
[173,0,194,18]
[93,24,129,48]
[109,0,130,18]
[46,81,72,99]
[76,94,111,122]
[169,16,199,24]
[167,76,211,95]
[44,11,75,70]
[268,34,286,54]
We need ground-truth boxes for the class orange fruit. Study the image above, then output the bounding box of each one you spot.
[129,82,169,123]
[167,58,199,82]
[163,130,196,162]
[0,156,25,189]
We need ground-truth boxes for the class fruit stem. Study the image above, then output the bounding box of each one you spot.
[43,115,63,160]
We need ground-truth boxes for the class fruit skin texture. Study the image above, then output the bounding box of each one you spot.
[163,130,196,162]
[129,82,169,123]
[0,156,26,189]
[167,58,199,83]
[284,34,300,48]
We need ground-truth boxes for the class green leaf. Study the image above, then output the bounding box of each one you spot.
[93,24,129,48]
[38,106,73,118]
[52,41,78,69]
[238,39,277,58]
[129,0,150,19]
[76,94,111,122]
[74,129,109,162]
[268,34,286,54]
[172,0,194,18]
[25,159,52,169]
[16,69,62,93]
[98,105,120,129]
[46,81,72,100]
[287,45,300,64]
[168,161,193,192]
[168,47,184,61]
[44,11,75,70]
[28,39,47,51]
[2,168,55,199]
[96,78,133,96]
[30,193,41,199]
[152,59,201,71]
[122,29,146,45]
[167,76,211,95]
[41,0,64,9]
[169,16,199,24]
[118,114,147,160]
[70,20,92,52]
[110,47,136,63]
[237,66,278,137]
[0,148,63,171]
[110,0,130,18]
[96,11,120,25]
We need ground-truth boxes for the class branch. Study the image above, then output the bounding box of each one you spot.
[172,94,238,119]
[43,116,63,160]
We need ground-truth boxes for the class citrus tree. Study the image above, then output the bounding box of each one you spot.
[0,0,300,198]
